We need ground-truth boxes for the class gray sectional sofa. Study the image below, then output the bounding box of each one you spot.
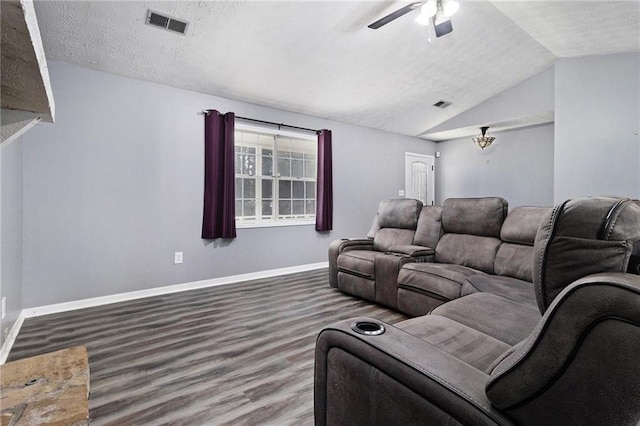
[330,196,550,316]
[316,196,640,425]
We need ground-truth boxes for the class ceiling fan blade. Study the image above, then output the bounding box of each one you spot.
[368,2,424,29]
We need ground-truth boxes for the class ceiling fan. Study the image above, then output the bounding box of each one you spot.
[368,0,460,38]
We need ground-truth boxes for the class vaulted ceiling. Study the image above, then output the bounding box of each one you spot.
[33,1,640,138]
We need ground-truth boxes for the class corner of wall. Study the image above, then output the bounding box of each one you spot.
[0,130,25,358]
[553,52,640,203]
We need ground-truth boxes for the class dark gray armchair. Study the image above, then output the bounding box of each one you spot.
[328,198,442,310]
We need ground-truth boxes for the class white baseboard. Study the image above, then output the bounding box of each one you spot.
[23,262,329,319]
[0,311,26,364]
[0,262,328,363]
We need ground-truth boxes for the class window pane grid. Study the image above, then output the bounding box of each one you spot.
[234,129,316,223]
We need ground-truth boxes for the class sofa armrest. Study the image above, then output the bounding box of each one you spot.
[336,238,374,250]
[388,244,435,257]
[373,253,435,308]
[328,238,374,288]
[315,317,510,426]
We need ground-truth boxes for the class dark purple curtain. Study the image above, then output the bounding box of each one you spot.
[202,110,236,239]
[316,129,333,231]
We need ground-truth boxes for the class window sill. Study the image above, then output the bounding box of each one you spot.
[236,219,316,229]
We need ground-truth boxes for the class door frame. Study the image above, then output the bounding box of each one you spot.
[405,152,435,206]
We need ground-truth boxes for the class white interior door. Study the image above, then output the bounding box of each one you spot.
[405,153,435,205]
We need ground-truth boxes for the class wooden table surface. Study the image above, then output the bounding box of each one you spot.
[1,346,89,425]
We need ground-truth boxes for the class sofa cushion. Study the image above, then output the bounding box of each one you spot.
[493,206,551,282]
[336,272,375,300]
[441,197,508,238]
[366,213,379,239]
[396,315,511,373]
[377,198,423,230]
[413,205,443,248]
[397,288,447,316]
[461,274,536,307]
[373,228,415,252]
[435,234,502,274]
[337,250,381,279]
[494,243,534,282]
[398,263,485,301]
[500,206,551,245]
[431,292,541,345]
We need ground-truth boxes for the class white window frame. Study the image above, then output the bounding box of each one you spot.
[235,122,317,229]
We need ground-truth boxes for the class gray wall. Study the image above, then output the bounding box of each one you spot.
[432,66,555,207]
[1,136,24,346]
[435,124,554,208]
[21,62,435,307]
[21,54,636,309]
[554,52,640,202]
[433,52,640,208]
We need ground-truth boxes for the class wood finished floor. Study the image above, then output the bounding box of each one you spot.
[8,269,407,425]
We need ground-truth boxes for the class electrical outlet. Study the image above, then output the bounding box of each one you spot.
[398,189,405,197]
[174,252,183,264]
[1,297,6,320]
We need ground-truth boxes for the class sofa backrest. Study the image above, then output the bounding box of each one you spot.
[494,206,551,282]
[371,199,423,251]
[435,197,508,273]
[532,196,640,313]
[413,205,443,249]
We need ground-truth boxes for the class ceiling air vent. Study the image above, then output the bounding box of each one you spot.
[433,100,452,109]
[146,10,189,35]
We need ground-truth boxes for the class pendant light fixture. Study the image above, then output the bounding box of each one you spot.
[473,127,495,150]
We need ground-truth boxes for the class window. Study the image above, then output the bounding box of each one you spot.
[234,124,317,226]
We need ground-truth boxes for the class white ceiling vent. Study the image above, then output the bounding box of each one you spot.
[146,10,188,35]
[433,100,452,109]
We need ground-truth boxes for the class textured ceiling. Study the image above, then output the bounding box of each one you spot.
[491,0,640,58]
[32,1,640,138]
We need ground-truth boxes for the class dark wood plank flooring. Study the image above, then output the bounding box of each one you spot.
[8,269,407,425]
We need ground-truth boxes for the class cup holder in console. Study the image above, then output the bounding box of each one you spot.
[351,321,385,336]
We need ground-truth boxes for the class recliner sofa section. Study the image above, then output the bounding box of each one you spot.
[397,197,507,315]
[398,202,551,316]
[328,198,442,309]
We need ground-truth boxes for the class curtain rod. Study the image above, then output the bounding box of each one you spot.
[202,110,320,134]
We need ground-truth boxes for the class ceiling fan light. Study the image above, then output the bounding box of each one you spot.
[443,0,459,17]
[415,13,431,26]
[421,0,438,18]
[434,9,448,25]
